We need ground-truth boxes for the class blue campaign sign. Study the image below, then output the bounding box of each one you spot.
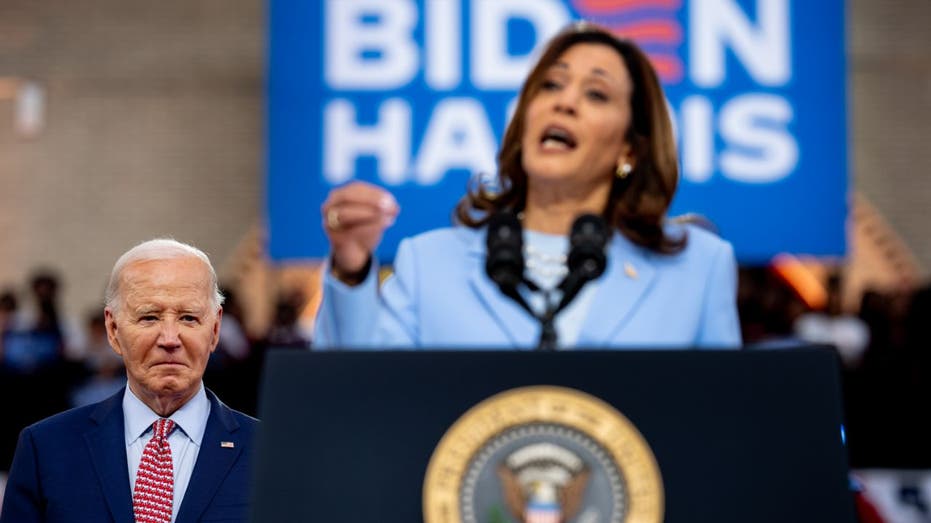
[267,0,847,264]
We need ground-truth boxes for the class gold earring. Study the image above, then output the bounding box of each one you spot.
[616,161,633,179]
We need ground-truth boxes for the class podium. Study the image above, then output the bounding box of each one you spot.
[250,349,856,522]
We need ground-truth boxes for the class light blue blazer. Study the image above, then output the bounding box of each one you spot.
[314,224,741,349]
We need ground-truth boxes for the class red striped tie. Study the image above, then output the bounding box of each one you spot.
[133,418,175,523]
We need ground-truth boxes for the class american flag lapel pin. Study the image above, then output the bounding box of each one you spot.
[221,441,235,448]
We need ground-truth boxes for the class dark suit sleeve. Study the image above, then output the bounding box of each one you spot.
[0,427,44,523]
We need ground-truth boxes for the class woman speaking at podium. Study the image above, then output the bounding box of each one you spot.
[313,22,741,350]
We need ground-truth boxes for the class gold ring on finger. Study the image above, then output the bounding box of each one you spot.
[327,208,341,229]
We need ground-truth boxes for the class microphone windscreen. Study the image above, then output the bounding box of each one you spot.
[568,214,608,280]
[485,212,524,288]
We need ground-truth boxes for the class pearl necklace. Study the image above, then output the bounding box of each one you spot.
[524,244,568,280]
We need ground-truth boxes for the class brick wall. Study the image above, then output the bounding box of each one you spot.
[0,0,263,325]
[0,0,929,329]
[850,0,931,275]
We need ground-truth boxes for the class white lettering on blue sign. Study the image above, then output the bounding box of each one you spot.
[325,0,419,89]
[414,98,498,184]
[426,0,462,90]
[470,0,569,90]
[268,0,848,259]
[674,93,796,183]
[322,0,797,187]
[690,0,790,87]
[680,96,714,183]
[324,99,411,185]
[719,94,797,183]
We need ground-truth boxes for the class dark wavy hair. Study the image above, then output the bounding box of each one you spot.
[454,22,685,254]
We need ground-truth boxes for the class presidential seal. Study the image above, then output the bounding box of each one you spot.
[423,386,663,523]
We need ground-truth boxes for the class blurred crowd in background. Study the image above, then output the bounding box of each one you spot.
[738,266,931,470]
[2,262,930,474]
[2,260,931,523]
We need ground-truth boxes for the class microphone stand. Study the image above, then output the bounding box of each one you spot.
[496,271,599,351]
[515,279,559,352]
[537,297,559,352]
[485,212,607,352]
[534,215,608,350]
[533,270,587,352]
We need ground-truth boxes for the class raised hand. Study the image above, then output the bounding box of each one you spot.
[321,181,400,284]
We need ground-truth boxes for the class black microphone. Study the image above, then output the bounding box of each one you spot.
[556,214,608,312]
[485,212,533,314]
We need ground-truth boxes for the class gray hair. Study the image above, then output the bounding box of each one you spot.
[104,238,224,313]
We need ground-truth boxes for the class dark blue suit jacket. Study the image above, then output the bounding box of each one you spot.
[0,388,257,523]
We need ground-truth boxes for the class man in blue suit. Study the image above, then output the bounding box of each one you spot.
[1,239,257,523]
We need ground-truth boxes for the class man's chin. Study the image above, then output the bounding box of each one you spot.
[149,377,195,397]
